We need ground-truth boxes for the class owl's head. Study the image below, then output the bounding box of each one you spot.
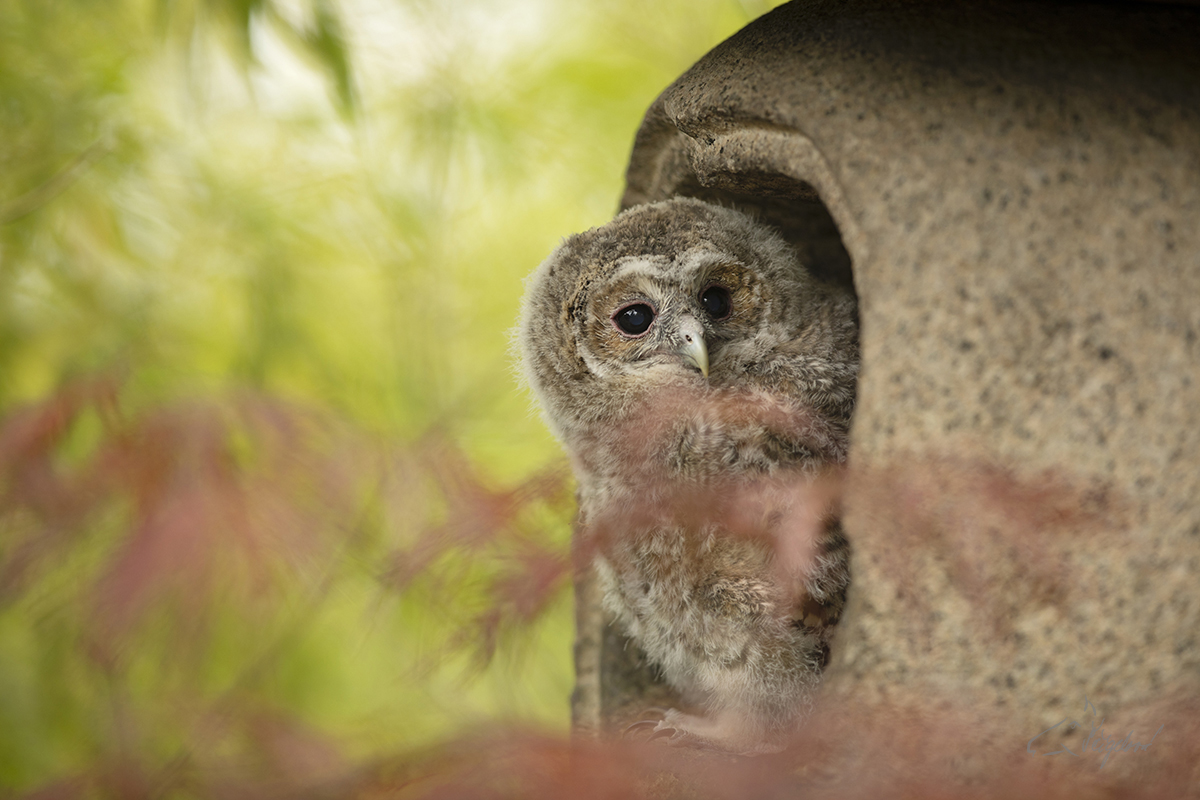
[518,198,818,447]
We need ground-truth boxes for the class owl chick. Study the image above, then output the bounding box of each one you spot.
[518,197,858,754]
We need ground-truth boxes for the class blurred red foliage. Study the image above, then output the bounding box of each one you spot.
[6,377,1194,799]
[0,375,575,798]
[0,373,574,658]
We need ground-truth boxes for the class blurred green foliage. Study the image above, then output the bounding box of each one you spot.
[0,0,784,794]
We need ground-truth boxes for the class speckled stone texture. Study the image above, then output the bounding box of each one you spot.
[579,0,1200,784]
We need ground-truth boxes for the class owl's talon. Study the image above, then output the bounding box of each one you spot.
[622,718,661,737]
[647,725,678,742]
[622,705,672,737]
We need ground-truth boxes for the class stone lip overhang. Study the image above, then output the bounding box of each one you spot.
[576,0,1200,780]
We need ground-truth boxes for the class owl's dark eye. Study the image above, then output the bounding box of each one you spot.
[613,303,655,336]
[700,285,732,320]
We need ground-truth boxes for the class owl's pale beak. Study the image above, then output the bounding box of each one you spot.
[677,318,709,378]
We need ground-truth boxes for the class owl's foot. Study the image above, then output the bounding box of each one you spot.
[625,708,784,756]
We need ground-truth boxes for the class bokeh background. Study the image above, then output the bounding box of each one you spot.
[0,0,786,795]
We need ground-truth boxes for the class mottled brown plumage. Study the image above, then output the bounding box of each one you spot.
[518,197,858,753]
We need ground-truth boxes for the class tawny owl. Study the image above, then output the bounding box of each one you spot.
[518,197,858,753]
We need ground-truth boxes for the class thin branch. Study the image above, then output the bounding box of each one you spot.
[0,138,112,225]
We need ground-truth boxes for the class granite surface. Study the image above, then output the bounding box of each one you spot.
[579,0,1200,785]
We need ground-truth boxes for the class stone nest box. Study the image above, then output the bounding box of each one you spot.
[574,0,1200,780]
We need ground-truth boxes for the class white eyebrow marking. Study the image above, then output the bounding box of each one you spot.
[611,250,732,285]
[610,255,673,281]
[678,248,734,276]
